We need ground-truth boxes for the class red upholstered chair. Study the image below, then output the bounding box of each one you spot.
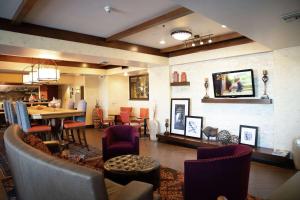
[120,111,142,135]
[131,108,149,136]
[184,144,252,200]
[102,125,139,161]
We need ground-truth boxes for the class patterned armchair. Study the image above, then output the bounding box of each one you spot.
[102,125,139,161]
[184,145,252,200]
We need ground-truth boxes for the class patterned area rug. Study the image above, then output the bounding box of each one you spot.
[0,129,260,200]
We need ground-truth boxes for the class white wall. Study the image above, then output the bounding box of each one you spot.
[84,76,101,125]
[164,44,300,151]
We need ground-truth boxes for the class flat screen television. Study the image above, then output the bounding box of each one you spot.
[212,69,255,98]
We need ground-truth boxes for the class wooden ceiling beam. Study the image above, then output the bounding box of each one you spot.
[0,54,120,70]
[0,18,167,57]
[12,0,39,24]
[161,32,243,53]
[106,7,193,42]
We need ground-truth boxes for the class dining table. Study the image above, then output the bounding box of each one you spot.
[28,106,84,120]
[28,106,85,140]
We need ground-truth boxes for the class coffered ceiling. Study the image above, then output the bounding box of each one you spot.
[0,0,235,49]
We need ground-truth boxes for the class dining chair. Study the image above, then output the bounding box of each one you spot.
[7,101,18,125]
[66,99,75,109]
[16,101,51,139]
[95,108,114,128]
[131,108,149,136]
[63,100,89,150]
[3,100,9,125]
[120,111,142,136]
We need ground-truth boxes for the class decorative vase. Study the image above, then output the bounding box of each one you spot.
[181,72,187,82]
[149,120,159,141]
[149,101,159,141]
[292,138,300,170]
[172,71,179,83]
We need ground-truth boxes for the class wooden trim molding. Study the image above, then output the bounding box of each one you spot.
[0,18,167,57]
[12,0,39,24]
[168,37,253,57]
[0,54,119,70]
[106,7,193,42]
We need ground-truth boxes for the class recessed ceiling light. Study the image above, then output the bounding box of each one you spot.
[200,41,204,45]
[82,63,88,67]
[208,39,212,43]
[191,42,196,47]
[221,25,227,28]
[159,40,166,45]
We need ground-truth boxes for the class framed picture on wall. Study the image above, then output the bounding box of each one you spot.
[239,125,258,147]
[170,98,190,136]
[184,116,203,139]
[129,74,149,100]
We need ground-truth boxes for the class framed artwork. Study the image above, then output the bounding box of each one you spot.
[239,125,258,147]
[184,116,203,139]
[170,98,190,136]
[129,74,149,100]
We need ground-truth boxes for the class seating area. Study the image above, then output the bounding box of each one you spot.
[0,1,300,200]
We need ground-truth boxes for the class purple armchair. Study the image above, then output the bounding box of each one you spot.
[102,125,139,161]
[184,145,252,200]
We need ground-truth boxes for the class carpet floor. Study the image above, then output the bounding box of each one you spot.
[0,130,260,200]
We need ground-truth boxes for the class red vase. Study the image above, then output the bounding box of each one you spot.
[181,72,187,82]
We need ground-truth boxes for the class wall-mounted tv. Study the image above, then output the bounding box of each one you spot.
[212,69,255,98]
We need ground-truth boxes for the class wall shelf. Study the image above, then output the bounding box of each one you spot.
[156,134,293,168]
[170,82,190,86]
[201,98,272,104]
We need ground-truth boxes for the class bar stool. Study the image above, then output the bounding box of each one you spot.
[63,100,89,150]
[16,101,51,139]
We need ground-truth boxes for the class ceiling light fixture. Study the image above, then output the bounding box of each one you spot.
[124,72,128,76]
[104,5,111,13]
[171,29,192,41]
[159,40,166,45]
[221,25,227,28]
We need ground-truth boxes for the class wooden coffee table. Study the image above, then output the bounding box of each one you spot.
[104,154,160,190]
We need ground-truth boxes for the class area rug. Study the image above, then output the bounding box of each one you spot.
[0,130,260,200]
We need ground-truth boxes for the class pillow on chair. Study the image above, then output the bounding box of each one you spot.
[23,134,52,155]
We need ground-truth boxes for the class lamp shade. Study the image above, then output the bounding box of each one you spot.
[23,71,38,84]
[38,67,60,81]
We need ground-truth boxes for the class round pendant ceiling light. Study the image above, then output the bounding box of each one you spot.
[171,30,192,41]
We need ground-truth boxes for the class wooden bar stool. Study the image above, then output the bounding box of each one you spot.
[63,100,89,150]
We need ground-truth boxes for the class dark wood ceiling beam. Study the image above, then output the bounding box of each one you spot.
[0,54,119,70]
[106,7,193,42]
[0,18,167,57]
[161,32,243,53]
[12,0,39,24]
[168,37,253,57]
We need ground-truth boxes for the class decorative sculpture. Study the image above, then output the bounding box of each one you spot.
[164,119,170,135]
[203,78,209,99]
[202,126,218,140]
[218,130,231,144]
[261,70,269,99]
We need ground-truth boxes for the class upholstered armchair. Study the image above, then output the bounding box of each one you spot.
[184,145,252,200]
[102,125,139,161]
